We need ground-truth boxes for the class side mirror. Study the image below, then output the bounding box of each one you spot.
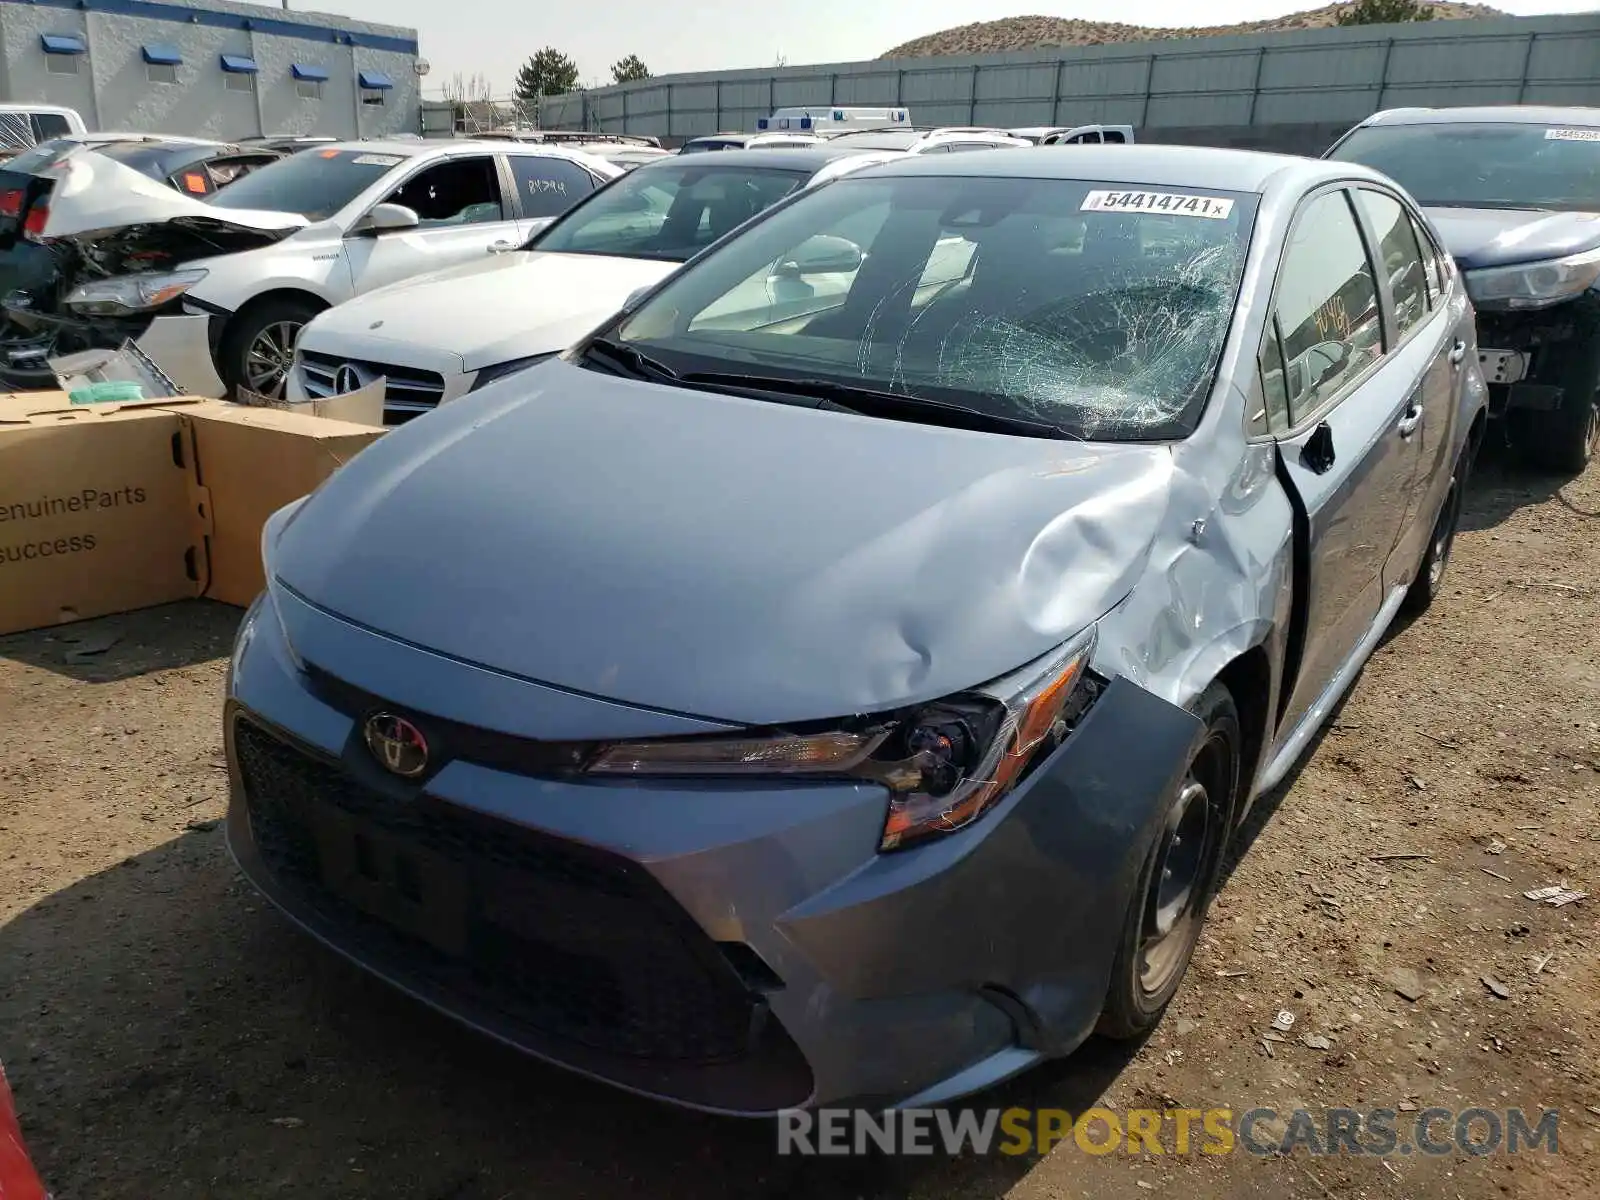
[775,234,864,278]
[351,202,420,236]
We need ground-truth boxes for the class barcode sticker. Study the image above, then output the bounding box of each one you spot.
[1081,190,1235,219]
[1544,128,1600,142]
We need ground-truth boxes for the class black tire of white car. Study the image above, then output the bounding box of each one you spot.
[1098,682,1240,1040]
[220,296,323,401]
[1401,451,1468,617]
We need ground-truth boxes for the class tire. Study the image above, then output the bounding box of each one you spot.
[1098,681,1240,1040]
[219,296,323,400]
[1401,451,1468,617]
[1511,390,1599,475]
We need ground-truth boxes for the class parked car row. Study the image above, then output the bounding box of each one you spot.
[217,104,1596,1120]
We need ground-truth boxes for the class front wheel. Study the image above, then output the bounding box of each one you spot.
[1098,682,1240,1040]
[1401,453,1468,617]
[220,296,322,399]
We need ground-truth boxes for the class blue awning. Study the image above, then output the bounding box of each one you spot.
[219,54,259,74]
[358,70,394,90]
[291,63,329,82]
[141,43,182,66]
[40,34,86,55]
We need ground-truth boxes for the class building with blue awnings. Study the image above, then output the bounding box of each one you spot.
[0,0,422,140]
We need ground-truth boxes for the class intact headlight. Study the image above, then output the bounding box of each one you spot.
[1464,246,1600,311]
[587,629,1100,852]
[467,352,557,392]
[65,268,209,316]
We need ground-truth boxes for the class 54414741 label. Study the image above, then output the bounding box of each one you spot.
[1080,190,1235,219]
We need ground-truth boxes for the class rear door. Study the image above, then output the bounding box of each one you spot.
[1262,186,1418,735]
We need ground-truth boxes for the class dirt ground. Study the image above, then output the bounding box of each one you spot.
[1,438,1596,1200]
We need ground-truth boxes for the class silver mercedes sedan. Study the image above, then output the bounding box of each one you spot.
[226,145,1488,1115]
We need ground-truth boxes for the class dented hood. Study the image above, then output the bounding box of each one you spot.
[272,360,1175,726]
[1425,205,1600,271]
[37,147,306,242]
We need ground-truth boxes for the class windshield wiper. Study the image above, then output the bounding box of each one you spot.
[578,337,680,382]
[674,371,1070,439]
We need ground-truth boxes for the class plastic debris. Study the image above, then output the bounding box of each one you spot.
[1481,975,1511,999]
[1301,1034,1332,1050]
[1486,839,1507,855]
[1271,1010,1295,1032]
[1524,884,1587,907]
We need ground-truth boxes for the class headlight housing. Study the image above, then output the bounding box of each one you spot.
[467,352,557,392]
[1464,246,1600,311]
[587,630,1099,852]
[65,268,209,316]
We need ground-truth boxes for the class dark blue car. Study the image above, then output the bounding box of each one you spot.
[1327,105,1600,473]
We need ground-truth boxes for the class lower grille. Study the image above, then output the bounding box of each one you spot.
[296,350,447,424]
[233,718,762,1063]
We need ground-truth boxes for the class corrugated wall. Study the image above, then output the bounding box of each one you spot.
[538,13,1600,153]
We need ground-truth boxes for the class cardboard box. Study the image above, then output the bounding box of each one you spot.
[183,401,385,608]
[0,395,210,635]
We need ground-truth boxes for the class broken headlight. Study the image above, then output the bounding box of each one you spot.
[587,629,1098,852]
[1464,246,1600,312]
[65,268,209,316]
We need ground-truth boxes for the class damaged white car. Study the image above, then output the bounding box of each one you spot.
[12,139,619,396]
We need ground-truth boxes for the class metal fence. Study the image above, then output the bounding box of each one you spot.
[538,13,1600,152]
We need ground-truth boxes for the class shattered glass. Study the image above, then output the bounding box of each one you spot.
[617,175,1257,441]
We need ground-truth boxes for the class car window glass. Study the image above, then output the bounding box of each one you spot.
[31,113,71,141]
[1409,211,1445,306]
[385,155,503,227]
[1256,318,1291,436]
[1355,188,1429,337]
[621,175,1258,441]
[207,148,411,220]
[1273,190,1383,426]
[509,156,597,219]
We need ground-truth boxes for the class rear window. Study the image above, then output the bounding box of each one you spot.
[206,147,412,219]
[1329,121,1600,213]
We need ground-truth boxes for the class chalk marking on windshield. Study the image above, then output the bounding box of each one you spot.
[1081,191,1234,220]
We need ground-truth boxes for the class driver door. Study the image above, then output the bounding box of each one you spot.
[1264,187,1421,737]
[342,154,517,296]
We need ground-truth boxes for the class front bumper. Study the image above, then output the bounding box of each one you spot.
[287,327,472,425]
[224,588,1202,1114]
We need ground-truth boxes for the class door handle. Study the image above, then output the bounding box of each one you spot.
[1448,339,1468,366]
[487,240,515,254]
[1397,399,1423,438]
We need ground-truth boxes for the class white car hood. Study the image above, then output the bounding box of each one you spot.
[302,251,679,371]
[37,148,306,240]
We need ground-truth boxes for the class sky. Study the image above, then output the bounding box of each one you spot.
[306,0,1597,98]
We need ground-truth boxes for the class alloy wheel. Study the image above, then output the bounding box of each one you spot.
[243,320,303,398]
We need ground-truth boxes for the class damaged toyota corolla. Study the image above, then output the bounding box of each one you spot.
[225,146,1487,1115]
[1327,106,1600,473]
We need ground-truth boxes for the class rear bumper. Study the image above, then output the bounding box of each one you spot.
[224,589,1202,1114]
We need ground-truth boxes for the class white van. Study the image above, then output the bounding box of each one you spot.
[0,105,88,159]
[758,106,912,135]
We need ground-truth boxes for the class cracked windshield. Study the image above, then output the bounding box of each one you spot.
[614,174,1259,440]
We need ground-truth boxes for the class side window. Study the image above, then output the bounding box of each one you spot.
[384,156,504,227]
[1102,129,1128,144]
[1355,188,1429,338]
[1255,317,1292,436]
[1273,189,1383,426]
[510,156,597,219]
[30,113,71,141]
[1410,211,1446,307]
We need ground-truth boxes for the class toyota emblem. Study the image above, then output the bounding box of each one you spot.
[333,364,363,394]
[363,712,429,778]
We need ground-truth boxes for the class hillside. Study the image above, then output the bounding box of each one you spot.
[880,3,1504,58]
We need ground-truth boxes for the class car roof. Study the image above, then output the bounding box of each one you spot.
[1360,105,1600,128]
[856,143,1390,196]
[645,145,871,171]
